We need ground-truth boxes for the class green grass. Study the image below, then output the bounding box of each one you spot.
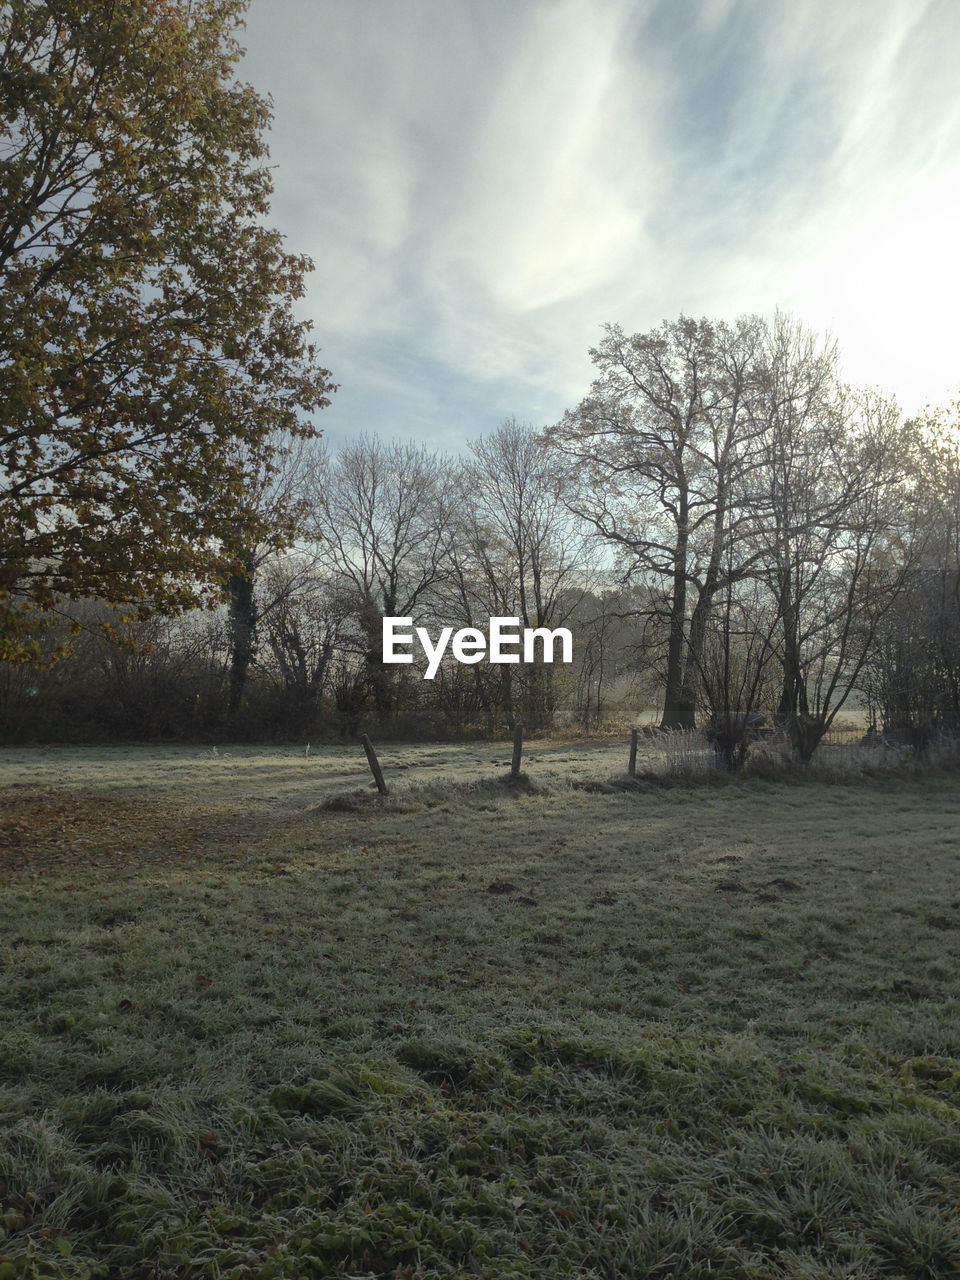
[2,762,960,1277]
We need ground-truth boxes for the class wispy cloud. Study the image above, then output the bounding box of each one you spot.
[430,0,657,313]
[240,0,960,440]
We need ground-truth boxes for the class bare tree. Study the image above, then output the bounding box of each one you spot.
[746,317,920,761]
[224,432,317,716]
[547,315,766,729]
[862,406,960,741]
[305,435,454,724]
[700,592,780,770]
[566,586,644,730]
[451,418,595,730]
[254,553,353,732]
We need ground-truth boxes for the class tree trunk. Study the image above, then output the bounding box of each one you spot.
[677,580,718,730]
[775,567,819,761]
[359,599,393,723]
[661,520,690,729]
[500,664,516,730]
[227,550,257,715]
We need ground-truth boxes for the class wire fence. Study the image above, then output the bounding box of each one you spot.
[351,725,960,798]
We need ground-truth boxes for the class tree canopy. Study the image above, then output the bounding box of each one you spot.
[0,0,335,661]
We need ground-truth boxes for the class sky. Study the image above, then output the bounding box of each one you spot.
[238,0,960,452]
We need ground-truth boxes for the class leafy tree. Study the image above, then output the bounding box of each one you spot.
[0,0,334,662]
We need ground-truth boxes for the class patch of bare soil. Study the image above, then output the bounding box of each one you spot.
[0,786,285,880]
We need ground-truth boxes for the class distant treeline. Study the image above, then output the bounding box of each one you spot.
[3,315,959,764]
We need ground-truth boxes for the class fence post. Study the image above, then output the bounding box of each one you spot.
[510,721,524,780]
[360,734,388,795]
[628,727,638,778]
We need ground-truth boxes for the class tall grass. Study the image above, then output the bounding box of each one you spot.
[654,727,960,782]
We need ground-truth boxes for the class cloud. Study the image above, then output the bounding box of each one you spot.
[428,0,658,313]
[240,0,960,439]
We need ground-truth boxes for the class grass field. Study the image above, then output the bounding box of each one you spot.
[2,743,960,1277]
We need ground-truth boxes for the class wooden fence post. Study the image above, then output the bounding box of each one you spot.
[360,734,388,795]
[628,728,638,778]
[510,721,524,780]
